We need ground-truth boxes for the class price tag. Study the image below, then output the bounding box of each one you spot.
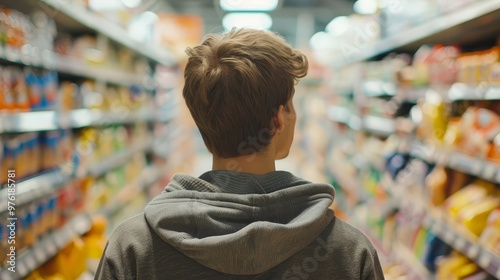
[24,253,36,271]
[444,230,454,243]
[34,245,46,263]
[482,164,496,181]
[455,237,466,251]
[468,244,480,259]
[471,160,483,175]
[478,253,491,269]
[54,232,65,248]
[1,270,13,280]
[437,151,449,166]
[17,258,28,277]
[46,239,57,256]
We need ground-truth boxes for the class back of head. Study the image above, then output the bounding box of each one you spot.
[183,29,308,158]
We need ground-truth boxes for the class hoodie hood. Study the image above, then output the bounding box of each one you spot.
[144,170,335,275]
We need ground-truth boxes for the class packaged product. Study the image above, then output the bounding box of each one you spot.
[454,262,481,279]
[13,68,29,111]
[490,61,500,85]
[42,71,58,108]
[436,253,470,280]
[479,208,500,255]
[5,137,19,180]
[46,195,58,231]
[428,45,460,86]
[423,235,451,273]
[1,67,15,111]
[457,107,500,157]
[41,131,59,170]
[410,45,432,87]
[444,181,495,218]
[25,68,41,110]
[37,237,87,280]
[0,213,5,266]
[426,166,448,206]
[417,90,448,142]
[60,81,79,111]
[457,197,500,236]
[487,132,500,163]
[82,215,107,260]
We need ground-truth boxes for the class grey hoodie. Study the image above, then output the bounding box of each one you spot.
[95,170,384,279]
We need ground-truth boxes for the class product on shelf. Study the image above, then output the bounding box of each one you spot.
[456,107,500,158]
[54,33,150,76]
[457,46,500,85]
[436,252,496,280]
[0,66,59,112]
[479,207,500,255]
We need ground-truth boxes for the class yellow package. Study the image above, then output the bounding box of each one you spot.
[444,181,495,218]
[436,253,469,280]
[455,262,479,279]
[426,166,448,206]
[458,197,500,236]
[479,208,500,254]
[419,90,448,142]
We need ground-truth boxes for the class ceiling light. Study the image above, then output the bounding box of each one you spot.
[325,16,350,36]
[122,0,141,8]
[222,13,273,31]
[220,0,279,11]
[353,0,378,15]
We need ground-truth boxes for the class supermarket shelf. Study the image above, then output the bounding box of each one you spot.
[0,45,55,69]
[362,81,397,97]
[0,140,153,212]
[326,106,362,130]
[55,56,145,86]
[384,178,500,279]
[86,140,153,178]
[362,115,396,137]
[349,213,432,280]
[393,241,434,280]
[67,109,155,128]
[410,141,500,184]
[335,0,500,68]
[41,0,175,66]
[0,47,145,86]
[0,170,70,212]
[448,83,500,101]
[0,111,59,133]
[329,167,372,204]
[0,109,159,133]
[101,166,164,218]
[423,214,500,279]
[0,214,93,280]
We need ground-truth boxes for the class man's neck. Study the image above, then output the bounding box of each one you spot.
[212,153,276,175]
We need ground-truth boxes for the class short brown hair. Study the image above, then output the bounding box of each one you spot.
[183,29,308,158]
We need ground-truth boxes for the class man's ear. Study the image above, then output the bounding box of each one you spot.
[273,105,285,134]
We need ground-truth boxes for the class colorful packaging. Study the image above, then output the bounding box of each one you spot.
[458,197,500,236]
[444,181,494,218]
[479,208,500,255]
[41,131,59,170]
[25,68,41,110]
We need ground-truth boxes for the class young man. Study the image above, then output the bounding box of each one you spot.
[95,29,384,280]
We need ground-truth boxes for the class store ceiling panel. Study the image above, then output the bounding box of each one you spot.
[161,0,354,46]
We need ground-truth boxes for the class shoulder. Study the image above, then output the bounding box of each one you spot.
[322,217,382,277]
[318,217,380,264]
[106,213,154,256]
